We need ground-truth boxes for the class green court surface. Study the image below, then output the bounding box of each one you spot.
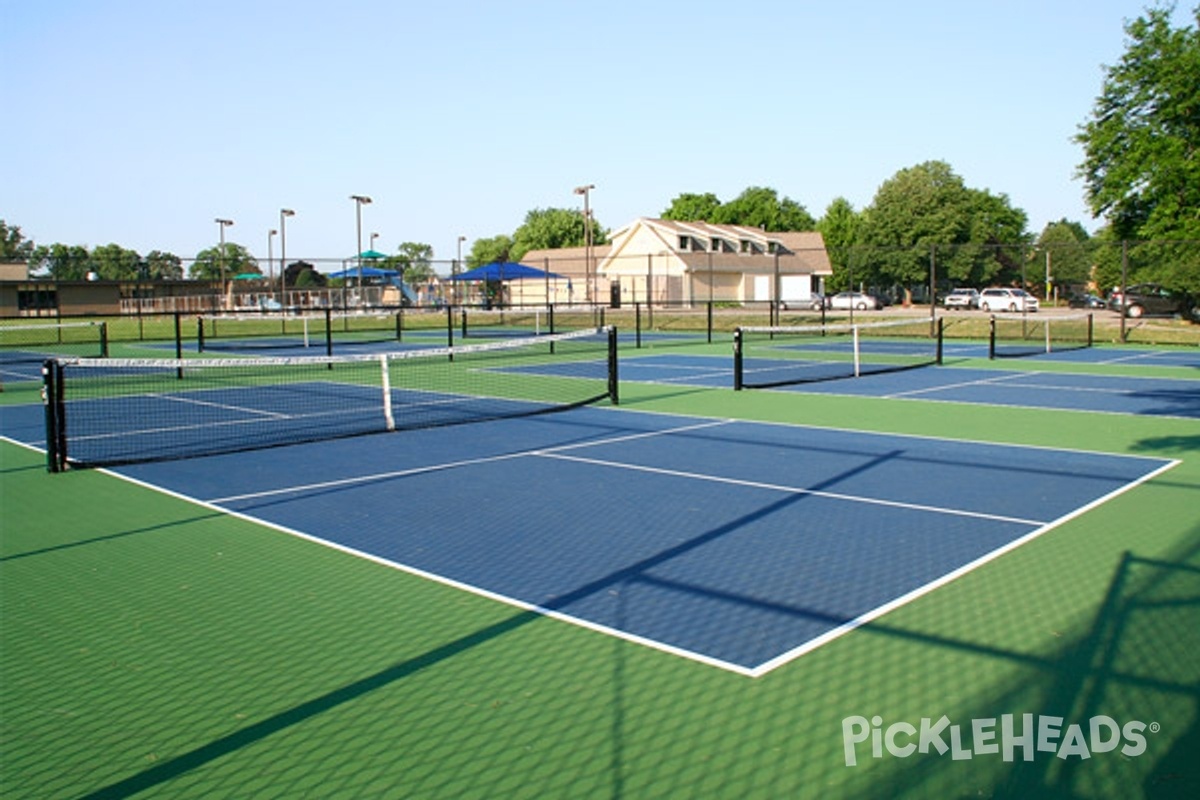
[2,339,1198,799]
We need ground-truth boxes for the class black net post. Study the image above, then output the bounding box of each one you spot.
[324,307,334,358]
[42,360,64,472]
[197,316,206,353]
[174,312,184,380]
[446,305,454,349]
[635,302,643,349]
[707,301,713,344]
[988,316,997,359]
[98,322,109,357]
[733,328,744,391]
[1086,313,1094,347]
[396,307,404,343]
[607,326,619,405]
[935,317,944,364]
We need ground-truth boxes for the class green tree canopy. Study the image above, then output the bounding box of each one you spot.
[817,197,864,291]
[1034,219,1094,291]
[661,192,722,222]
[89,243,144,281]
[1075,4,1200,293]
[29,244,92,280]
[1,220,35,261]
[858,161,1029,291]
[660,187,816,231]
[381,242,436,285]
[510,207,605,262]
[468,235,514,268]
[144,250,184,281]
[190,243,258,281]
[712,186,816,231]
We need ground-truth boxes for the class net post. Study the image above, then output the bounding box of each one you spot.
[1086,313,1094,348]
[988,315,997,359]
[707,300,713,344]
[446,305,454,350]
[852,325,861,377]
[324,307,334,358]
[99,322,109,357]
[379,354,396,431]
[733,328,744,391]
[42,360,65,472]
[395,308,403,343]
[935,316,944,364]
[197,315,206,353]
[174,312,184,379]
[461,307,469,340]
[1044,316,1052,354]
[635,302,643,349]
[607,326,619,405]
[42,360,58,471]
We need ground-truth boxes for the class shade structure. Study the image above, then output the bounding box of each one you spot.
[327,266,400,279]
[448,262,564,281]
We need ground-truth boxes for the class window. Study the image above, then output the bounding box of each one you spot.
[678,235,689,251]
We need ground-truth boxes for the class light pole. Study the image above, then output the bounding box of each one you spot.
[215,218,234,309]
[574,184,595,303]
[268,228,277,289]
[370,232,379,253]
[279,208,294,304]
[351,195,372,307]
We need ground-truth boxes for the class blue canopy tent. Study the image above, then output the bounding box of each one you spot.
[448,262,564,282]
[448,262,571,307]
[327,266,400,280]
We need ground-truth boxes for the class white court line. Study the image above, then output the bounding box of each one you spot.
[209,419,733,504]
[535,451,1046,526]
[884,370,1030,399]
[747,456,1180,676]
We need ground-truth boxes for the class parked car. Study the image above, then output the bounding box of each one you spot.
[780,293,827,311]
[1067,292,1107,310]
[943,288,980,310]
[828,291,882,311]
[1107,283,1192,318]
[979,287,1039,313]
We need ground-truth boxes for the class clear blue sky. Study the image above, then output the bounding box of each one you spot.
[2,0,1191,267]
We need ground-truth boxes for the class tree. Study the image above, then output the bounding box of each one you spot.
[662,192,722,222]
[1,220,34,261]
[1076,5,1200,295]
[89,243,143,281]
[1076,4,1200,246]
[858,161,1029,296]
[817,198,864,291]
[381,242,437,285]
[29,244,91,280]
[511,207,604,261]
[144,250,184,281]
[1033,220,1094,294]
[190,243,258,280]
[712,186,816,231]
[468,235,514,268]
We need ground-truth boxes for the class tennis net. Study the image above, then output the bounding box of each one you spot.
[734,317,943,389]
[44,326,618,471]
[1,321,108,364]
[197,309,401,353]
[989,313,1093,359]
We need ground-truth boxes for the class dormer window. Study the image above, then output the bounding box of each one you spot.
[678,235,689,251]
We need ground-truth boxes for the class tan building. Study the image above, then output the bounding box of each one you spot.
[520,219,831,306]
